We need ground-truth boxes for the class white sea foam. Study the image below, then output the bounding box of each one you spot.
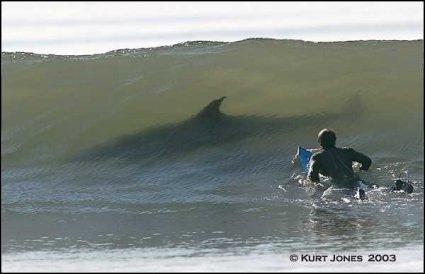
[2,245,423,272]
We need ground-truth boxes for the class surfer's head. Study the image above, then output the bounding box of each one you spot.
[318,129,336,148]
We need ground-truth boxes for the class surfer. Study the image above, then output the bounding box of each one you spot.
[307,129,371,199]
[306,129,414,197]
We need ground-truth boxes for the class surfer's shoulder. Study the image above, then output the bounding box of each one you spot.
[311,148,323,159]
[339,147,354,152]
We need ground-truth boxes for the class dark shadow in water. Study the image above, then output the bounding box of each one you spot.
[73,96,365,164]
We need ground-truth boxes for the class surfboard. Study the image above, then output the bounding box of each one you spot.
[298,147,312,172]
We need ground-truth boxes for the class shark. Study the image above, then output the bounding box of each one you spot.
[73,95,364,164]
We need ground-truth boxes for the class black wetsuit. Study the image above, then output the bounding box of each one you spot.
[308,147,372,188]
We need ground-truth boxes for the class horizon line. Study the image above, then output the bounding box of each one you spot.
[2,37,423,57]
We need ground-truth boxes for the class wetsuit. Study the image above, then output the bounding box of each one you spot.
[308,147,372,188]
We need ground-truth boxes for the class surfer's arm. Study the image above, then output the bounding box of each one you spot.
[307,155,320,183]
[348,148,372,171]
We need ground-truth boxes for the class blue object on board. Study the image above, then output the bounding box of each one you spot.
[298,147,313,172]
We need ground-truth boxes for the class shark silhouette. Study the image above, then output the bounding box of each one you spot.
[196,96,227,120]
[74,96,364,163]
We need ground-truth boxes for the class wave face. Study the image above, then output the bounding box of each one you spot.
[1,39,423,256]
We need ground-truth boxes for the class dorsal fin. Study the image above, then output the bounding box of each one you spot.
[195,96,226,119]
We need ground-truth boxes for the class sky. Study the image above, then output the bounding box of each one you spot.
[2,2,423,55]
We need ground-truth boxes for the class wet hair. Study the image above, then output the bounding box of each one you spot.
[318,129,336,148]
